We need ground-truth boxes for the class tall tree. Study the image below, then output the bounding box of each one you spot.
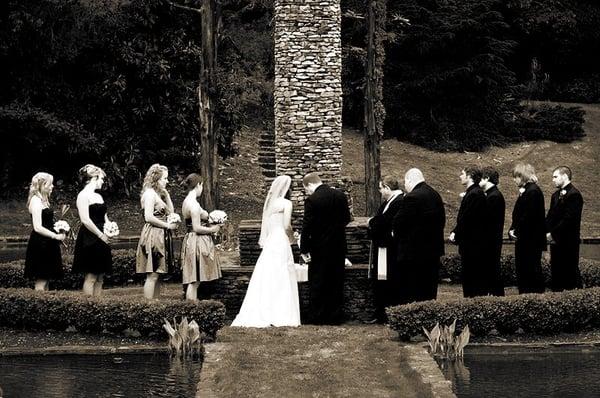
[363,0,386,216]
[167,0,221,209]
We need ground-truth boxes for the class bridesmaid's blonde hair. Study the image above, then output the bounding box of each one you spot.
[27,172,53,209]
[141,163,168,195]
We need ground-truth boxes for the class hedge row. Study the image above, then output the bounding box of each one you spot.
[2,251,599,289]
[0,249,182,289]
[439,254,600,288]
[387,287,600,340]
[0,288,225,340]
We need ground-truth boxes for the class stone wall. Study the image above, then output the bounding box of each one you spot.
[198,265,377,323]
[274,0,344,219]
[239,217,370,266]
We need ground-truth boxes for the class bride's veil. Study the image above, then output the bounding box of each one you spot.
[258,175,291,248]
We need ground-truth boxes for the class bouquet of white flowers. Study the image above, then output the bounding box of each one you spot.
[53,220,70,234]
[208,210,228,225]
[103,221,120,238]
[167,213,181,224]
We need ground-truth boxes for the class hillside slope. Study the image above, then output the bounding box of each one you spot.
[342,102,599,236]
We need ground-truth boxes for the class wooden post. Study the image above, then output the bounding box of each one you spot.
[363,0,385,216]
[198,0,220,210]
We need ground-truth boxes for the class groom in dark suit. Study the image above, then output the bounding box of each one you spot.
[300,172,351,325]
[546,166,584,291]
[392,168,445,303]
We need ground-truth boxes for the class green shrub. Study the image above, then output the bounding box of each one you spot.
[387,287,600,340]
[0,249,183,289]
[0,287,226,340]
[514,104,586,143]
[439,254,600,288]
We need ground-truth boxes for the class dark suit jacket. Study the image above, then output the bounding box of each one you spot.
[392,182,446,263]
[368,193,404,279]
[300,184,351,258]
[452,184,487,253]
[510,182,546,251]
[368,193,404,249]
[546,183,583,246]
[484,185,505,254]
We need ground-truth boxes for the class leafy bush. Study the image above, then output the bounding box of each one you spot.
[439,254,600,288]
[0,287,226,340]
[387,287,600,339]
[513,104,586,143]
[0,0,255,195]
[0,249,183,290]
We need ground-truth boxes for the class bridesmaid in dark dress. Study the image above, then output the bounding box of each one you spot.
[24,172,65,291]
[72,165,113,296]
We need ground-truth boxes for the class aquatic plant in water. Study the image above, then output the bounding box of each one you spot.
[423,319,470,359]
[163,317,203,358]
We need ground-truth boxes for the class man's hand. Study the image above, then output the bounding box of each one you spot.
[546,232,554,243]
[509,229,517,240]
[344,258,352,267]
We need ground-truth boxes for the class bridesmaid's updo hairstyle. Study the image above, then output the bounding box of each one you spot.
[27,172,53,209]
[141,163,168,195]
[182,173,203,192]
[79,164,106,185]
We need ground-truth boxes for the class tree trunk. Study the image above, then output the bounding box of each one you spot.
[364,0,385,216]
[198,0,220,210]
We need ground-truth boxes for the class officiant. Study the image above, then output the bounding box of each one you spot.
[368,175,404,322]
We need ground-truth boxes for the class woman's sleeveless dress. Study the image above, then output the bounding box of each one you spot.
[72,203,112,274]
[180,217,222,284]
[231,206,300,327]
[136,205,173,274]
[24,208,64,280]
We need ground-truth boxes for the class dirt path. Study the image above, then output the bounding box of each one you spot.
[197,325,454,398]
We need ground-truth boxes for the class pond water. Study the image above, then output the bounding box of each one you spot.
[0,353,202,398]
[439,349,600,398]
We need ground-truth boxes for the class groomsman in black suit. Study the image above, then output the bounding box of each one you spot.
[509,163,546,294]
[300,172,352,325]
[449,166,488,297]
[546,166,584,291]
[368,175,404,321]
[392,168,445,303]
[479,166,505,296]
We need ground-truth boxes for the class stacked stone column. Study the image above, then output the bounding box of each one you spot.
[274,0,343,220]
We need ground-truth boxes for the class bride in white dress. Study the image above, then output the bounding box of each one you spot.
[231,175,301,327]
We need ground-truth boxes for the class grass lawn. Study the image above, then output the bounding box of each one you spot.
[1,101,598,239]
[200,325,435,398]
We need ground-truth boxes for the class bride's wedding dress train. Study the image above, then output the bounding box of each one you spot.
[231,208,301,327]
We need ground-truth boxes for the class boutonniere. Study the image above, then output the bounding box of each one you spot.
[459,192,466,198]
[560,189,567,196]
[518,187,526,195]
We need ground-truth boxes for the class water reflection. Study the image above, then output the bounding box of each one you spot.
[0,353,202,398]
[439,350,600,398]
[437,358,471,389]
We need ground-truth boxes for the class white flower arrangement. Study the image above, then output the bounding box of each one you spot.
[208,210,228,225]
[53,220,70,234]
[167,213,181,224]
[103,221,120,238]
[294,231,301,246]
[518,187,526,195]
[459,192,466,198]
